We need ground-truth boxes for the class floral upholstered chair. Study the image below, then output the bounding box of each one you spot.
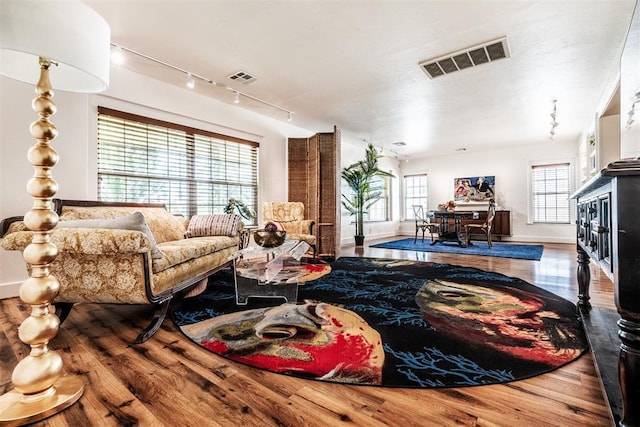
[262,201,316,257]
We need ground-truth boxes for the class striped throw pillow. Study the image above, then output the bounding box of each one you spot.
[187,214,241,237]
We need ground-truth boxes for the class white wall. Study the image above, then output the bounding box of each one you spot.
[339,137,579,247]
[0,65,315,295]
[398,139,579,243]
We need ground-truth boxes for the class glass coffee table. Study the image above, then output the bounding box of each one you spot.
[231,240,331,305]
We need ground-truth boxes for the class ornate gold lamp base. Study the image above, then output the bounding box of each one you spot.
[0,0,111,424]
[0,376,84,426]
[0,60,84,426]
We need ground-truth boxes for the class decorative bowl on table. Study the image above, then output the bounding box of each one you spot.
[253,230,287,248]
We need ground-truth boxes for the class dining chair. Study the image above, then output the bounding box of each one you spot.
[413,205,440,243]
[465,199,496,248]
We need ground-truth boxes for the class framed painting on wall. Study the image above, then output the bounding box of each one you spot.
[454,176,495,202]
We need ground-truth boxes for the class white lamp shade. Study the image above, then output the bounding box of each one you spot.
[0,0,110,93]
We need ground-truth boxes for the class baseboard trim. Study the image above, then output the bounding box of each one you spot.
[0,282,21,299]
[341,231,397,246]
[395,231,574,245]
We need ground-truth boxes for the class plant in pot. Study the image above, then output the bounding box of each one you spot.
[341,143,395,246]
[224,198,256,222]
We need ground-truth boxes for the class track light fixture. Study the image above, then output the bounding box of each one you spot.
[186,73,195,89]
[626,91,640,129]
[549,99,559,141]
[111,45,125,65]
[110,43,294,121]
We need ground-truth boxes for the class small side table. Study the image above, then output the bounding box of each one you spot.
[231,240,331,305]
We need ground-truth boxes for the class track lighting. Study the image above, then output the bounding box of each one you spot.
[549,99,559,142]
[626,91,640,129]
[111,46,125,65]
[110,43,294,122]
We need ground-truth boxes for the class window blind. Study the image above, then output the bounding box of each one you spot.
[97,107,258,220]
[531,163,570,223]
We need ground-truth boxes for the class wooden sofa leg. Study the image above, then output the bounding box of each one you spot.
[54,302,74,324]
[135,300,171,344]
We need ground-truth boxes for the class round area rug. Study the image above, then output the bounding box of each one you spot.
[172,257,587,388]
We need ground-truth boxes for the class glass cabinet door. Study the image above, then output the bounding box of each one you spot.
[598,195,611,269]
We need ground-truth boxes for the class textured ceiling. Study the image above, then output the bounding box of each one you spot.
[85,0,636,158]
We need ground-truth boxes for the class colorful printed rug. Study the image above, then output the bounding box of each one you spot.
[172,257,586,388]
[370,238,544,260]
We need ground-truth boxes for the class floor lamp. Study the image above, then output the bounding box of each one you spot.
[0,1,110,424]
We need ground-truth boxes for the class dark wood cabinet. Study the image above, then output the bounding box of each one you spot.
[288,127,341,260]
[462,210,511,240]
[571,159,640,427]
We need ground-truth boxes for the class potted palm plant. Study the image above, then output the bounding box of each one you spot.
[341,143,395,246]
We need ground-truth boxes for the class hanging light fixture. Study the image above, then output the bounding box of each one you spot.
[186,73,195,89]
[233,91,240,104]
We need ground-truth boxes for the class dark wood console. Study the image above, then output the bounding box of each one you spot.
[571,159,640,427]
[466,210,511,239]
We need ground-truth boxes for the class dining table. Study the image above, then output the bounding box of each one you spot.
[429,210,479,247]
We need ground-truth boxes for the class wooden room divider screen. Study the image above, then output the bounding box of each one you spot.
[288,126,341,260]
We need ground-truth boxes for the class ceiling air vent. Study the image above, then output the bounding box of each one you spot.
[419,36,510,79]
[227,70,257,85]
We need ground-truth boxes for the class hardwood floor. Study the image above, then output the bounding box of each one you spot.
[0,238,615,426]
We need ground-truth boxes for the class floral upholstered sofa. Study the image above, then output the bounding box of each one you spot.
[0,199,243,343]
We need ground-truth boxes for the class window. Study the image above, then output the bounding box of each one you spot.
[97,107,258,222]
[531,162,571,223]
[341,174,391,222]
[404,174,428,219]
[364,175,390,222]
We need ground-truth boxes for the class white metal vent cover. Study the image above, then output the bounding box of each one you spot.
[419,37,510,79]
[227,70,257,85]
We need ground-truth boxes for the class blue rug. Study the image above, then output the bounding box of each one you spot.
[370,238,544,260]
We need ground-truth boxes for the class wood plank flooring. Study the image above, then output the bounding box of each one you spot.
[0,239,616,426]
